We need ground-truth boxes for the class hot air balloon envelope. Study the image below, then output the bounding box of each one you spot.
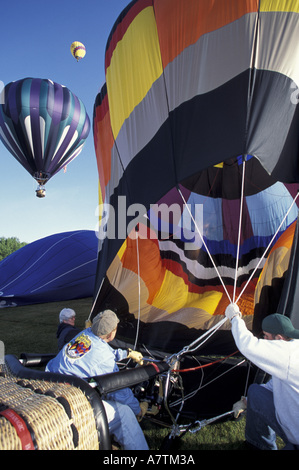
[71,41,86,61]
[92,0,299,355]
[91,0,299,421]
[0,77,90,196]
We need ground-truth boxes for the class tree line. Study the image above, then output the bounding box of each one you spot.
[0,237,27,262]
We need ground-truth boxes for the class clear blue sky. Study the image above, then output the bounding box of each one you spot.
[0,0,130,243]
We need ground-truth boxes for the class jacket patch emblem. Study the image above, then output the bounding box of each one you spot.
[65,333,91,360]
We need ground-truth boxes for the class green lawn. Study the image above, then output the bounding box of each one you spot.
[0,298,249,450]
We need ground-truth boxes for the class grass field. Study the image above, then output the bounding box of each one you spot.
[1,298,250,450]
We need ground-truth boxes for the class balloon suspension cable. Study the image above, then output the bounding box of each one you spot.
[233,157,246,303]
[172,175,298,360]
[118,225,141,367]
[167,316,228,364]
[177,186,232,303]
[235,190,299,304]
[171,186,231,361]
[86,278,104,327]
[134,225,142,350]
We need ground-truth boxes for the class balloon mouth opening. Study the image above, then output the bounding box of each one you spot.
[34,171,50,186]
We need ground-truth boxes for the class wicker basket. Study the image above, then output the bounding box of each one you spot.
[0,363,100,450]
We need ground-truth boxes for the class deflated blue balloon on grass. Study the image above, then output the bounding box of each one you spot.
[0,230,98,307]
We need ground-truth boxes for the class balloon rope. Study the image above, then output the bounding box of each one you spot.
[236,191,299,304]
[86,277,104,326]
[167,316,228,363]
[233,157,246,303]
[177,187,232,303]
[183,316,228,354]
[134,227,141,350]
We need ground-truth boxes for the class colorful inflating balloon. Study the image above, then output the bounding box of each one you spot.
[92,0,299,356]
[0,77,90,197]
[70,41,86,61]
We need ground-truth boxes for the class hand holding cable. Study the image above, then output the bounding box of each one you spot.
[225,303,242,322]
[127,348,144,365]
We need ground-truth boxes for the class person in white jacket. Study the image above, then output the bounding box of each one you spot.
[225,304,299,450]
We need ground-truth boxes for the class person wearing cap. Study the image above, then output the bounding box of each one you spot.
[56,308,81,351]
[225,304,299,450]
[46,309,148,450]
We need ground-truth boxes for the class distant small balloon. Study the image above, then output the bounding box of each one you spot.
[71,41,86,61]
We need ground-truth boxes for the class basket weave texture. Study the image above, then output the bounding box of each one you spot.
[0,363,99,450]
